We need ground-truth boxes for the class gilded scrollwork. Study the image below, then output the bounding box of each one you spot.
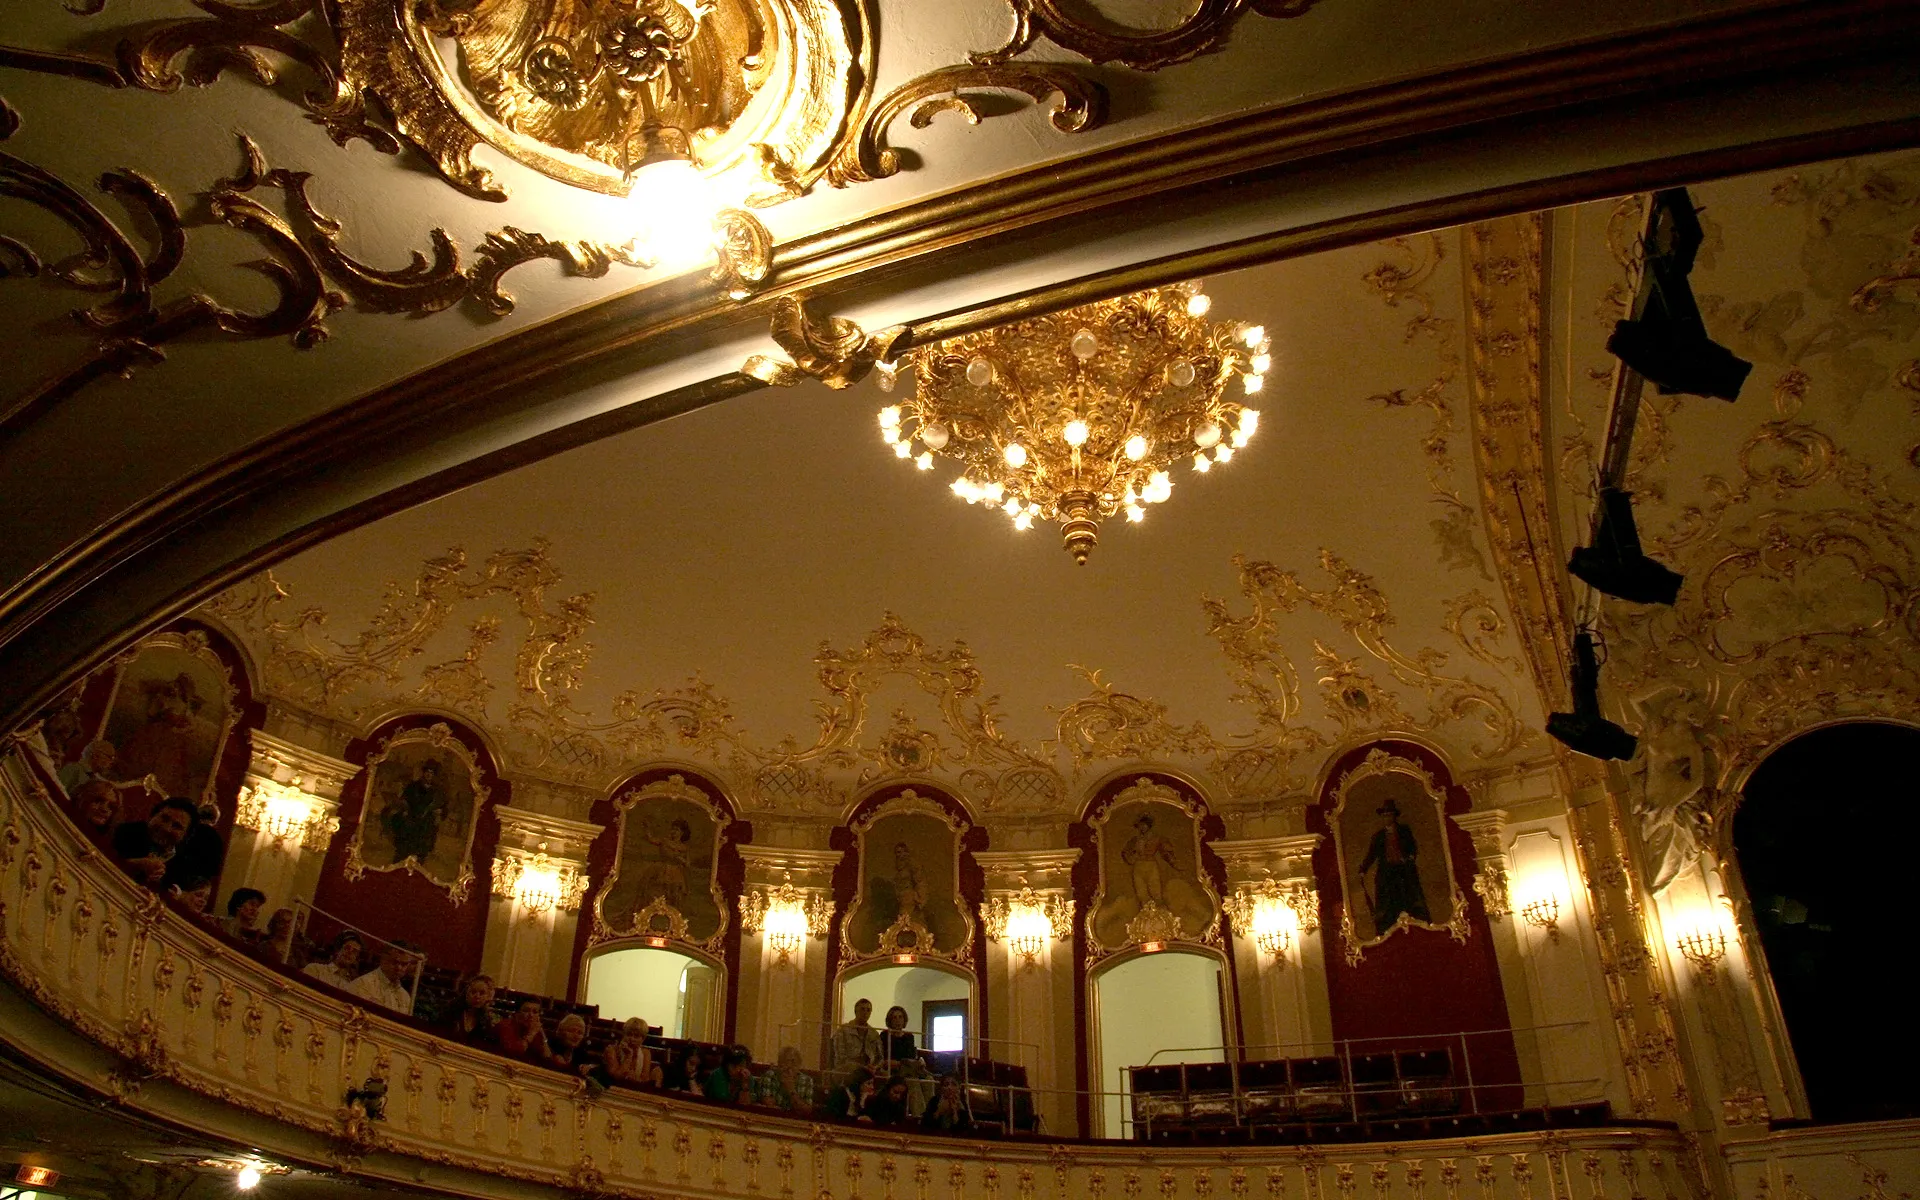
[969,0,1323,72]
[742,295,910,390]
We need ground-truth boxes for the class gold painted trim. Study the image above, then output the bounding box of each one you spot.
[340,721,490,903]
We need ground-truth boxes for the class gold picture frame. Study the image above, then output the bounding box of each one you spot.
[1327,748,1470,964]
[95,629,243,815]
[342,722,489,903]
[592,773,731,954]
[1083,776,1222,961]
[839,789,975,968]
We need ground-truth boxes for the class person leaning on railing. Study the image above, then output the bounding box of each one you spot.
[345,940,420,1015]
[537,1014,596,1079]
[751,1045,816,1114]
[112,796,219,893]
[597,1018,660,1088]
[496,999,552,1060]
[438,974,500,1048]
[922,1074,971,1133]
[302,932,364,989]
[257,907,295,963]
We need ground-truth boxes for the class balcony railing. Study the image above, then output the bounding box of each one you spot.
[0,749,1703,1200]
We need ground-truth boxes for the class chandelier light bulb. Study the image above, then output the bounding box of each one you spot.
[1194,420,1221,449]
[1231,428,1251,449]
[875,362,898,393]
[893,440,912,458]
[951,478,975,500]
[1003,442,1028,468]
[920,422,950,451]
[1240,408,1260,434]
[1063,419,1090,447]
[1169,360,1197,388]
[1070,329,1098,361]
[916,452,934,470]
[1185,293,1212,317]
[1012,512,1034,530]
[966,357,994,387]
[985,480,1006,502]
[1146,472,1172,502]
[1251,352,1272,373]
[236,1168,262,1192]
[1002,497,1022,516]
[1125,504,1145,522]
[1192,452,1212,472]
[1124,434,1149,460]
[879,406,901,428]
[1214,444,1234,463]
[1244,374,1264,394]
[881,424,900,444]
[1241,324,1266,348]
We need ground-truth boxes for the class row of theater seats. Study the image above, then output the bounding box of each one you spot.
[1136,1103,1623,1146]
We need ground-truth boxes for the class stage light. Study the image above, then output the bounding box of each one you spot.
[1546,630,1638,761]
[1569,486,1683,605]
[1605,188,1751,402]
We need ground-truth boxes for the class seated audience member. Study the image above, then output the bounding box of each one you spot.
[67,779,122,844]
[258,907,296,962]
[863,1077,914,1128]
[346,941,420,1016]
[539,1014,594,1076]
[496,1000,551,1061]
[752,1045,816,1114]
[302,933,364,989]
[58,739,116,795]
[825,1066,875,1121]
[600,1018,656,1088]
[923,1075,971,1133]
[440,975,500,1047]
[175,877,219,925]
[222,888,267,943]
[112,797,215,892]
[701,1044,754,1104]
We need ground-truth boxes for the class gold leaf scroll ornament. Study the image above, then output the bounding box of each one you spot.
[743,297,909,390]
[971,0,1323,72]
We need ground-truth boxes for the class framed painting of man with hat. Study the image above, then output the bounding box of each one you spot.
[1328,748,1468,962]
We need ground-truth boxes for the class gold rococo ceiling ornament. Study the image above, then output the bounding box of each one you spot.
[877,282,1271,563]
[972,0,1324,72]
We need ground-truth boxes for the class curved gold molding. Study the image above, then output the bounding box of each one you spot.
[971,0,1321,72]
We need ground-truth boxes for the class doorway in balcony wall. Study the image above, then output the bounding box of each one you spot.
[838,962,973,1054]
[1734,720,1920,1123]
[583,945,723,1041]
[1090,949,1226,1139]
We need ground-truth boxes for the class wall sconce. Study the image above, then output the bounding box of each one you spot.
[491,848,587,918]
[235,778,338,853]
[741,878,834,965]
[1676,926,1728,973]
[1225,877,1314,962]
[1519,894,1561,941]
[981,886,1074,968]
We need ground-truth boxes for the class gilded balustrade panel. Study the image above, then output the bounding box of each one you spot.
[2,748,1699,1200]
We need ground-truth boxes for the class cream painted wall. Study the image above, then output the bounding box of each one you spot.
[585,947,716,1038]
[1093,952,1226,1139]
[840,965,972,1044]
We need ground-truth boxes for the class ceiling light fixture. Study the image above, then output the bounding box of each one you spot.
[875,283,1271,564]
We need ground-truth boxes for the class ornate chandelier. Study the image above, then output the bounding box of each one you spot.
[874,283,1271,563]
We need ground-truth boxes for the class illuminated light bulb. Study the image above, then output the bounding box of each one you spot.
[1251,353,1272,373]
[633,159,719,270]
[920,422,950,451]
[1231,428,1251,449]
[893,441,912,458]
[1003,443,1028,468]
[1185,293,1212,317]
[985,481,1006,502]
[1214,444,1234,463]
[1146,471,1172,503]
[1240,325,1266,348]
[1124,434,1149,461]
[1027,501,1043,515]
[966,357,994,387]
[1012,512,1034,530]
[1003,497,1022,516]
[236,1168,262,1191]
[916,452,933,470]
[951,478,975,500]
[1169,360,1197,388]
[880,425,900,445]
[1125,505,1145,522]
[1063,419,1090,447]
[1194,420,1221,449]
[1240,409,1260,435]
[879,406,901,428]
[1192,452,1212,472]
[1244,374,1264,394]
[875,362,898,393]
[1071,329,1098,360]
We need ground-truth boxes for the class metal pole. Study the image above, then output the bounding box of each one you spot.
[1461,1032,1477,1115]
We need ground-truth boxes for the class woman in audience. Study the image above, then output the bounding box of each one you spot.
[257,907,296,962]
[862,1076,914,1128]
[539,1013,594,1076]
[752,1045,816,1114]
[67,778,121,845]
[302,933,363,988]
[175,877,221,928]
[600,1018,655,1088]
[221,888,266,943]
[922,1075,971,1133]
[496,999,551,1061]
[880,1005,916,1066]
[702,1043,754,1104]
[440,975,500,1048]
[826,1066,875,1121]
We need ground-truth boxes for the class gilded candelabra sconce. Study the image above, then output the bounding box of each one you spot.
[492,846,588,918]
[875,282,1272,563]
[1224,876,1315,963]
[234,778,339,854]
[740,877,833,965]
[1675,926,1729,976]
[981,886,1074,968]
[1518,894,1561,943]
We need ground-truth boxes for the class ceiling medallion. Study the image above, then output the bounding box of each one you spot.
[333,0,865,199]
[875,283,1271,563]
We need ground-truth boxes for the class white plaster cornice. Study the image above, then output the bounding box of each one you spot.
[973,848,1081,891]
[492,804,603,863]
[245,729,357,799]
[1208,834,1322,882]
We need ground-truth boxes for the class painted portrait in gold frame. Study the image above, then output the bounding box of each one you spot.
[841,791,973,963]
[96,630,241,811]
[342,723,489,902]
[1086,777,1221,956]
[594,774,730,951]
[1328,748,1469,963]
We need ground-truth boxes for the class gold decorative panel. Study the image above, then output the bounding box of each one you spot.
[342,722,490,902]
[1324,749,1468,964]
[839,790,975,967]
[592,774,730,953]
[1083,777,1222,961]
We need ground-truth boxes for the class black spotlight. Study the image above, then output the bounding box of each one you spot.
[1605,188,1752,402]
[1546,630,1638,762]
[1569,485,1684,605]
